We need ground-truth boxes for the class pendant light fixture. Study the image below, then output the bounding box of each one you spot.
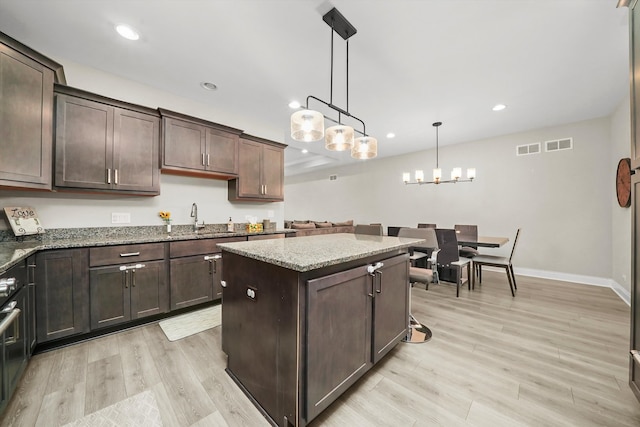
[403,122,476,185]
[290,7,377,159]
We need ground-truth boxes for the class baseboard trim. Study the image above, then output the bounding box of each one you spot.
[481,266,632,306]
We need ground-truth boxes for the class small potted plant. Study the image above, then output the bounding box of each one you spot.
[159,211,172,233]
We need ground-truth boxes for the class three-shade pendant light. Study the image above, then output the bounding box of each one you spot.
[290,8,377,160]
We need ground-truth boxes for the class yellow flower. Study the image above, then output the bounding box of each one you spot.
[159,211,171,220]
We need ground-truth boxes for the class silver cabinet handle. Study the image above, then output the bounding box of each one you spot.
[206,153,210,166]
[0,278,16,297]
[1,301,17,313]
[202,153,206,166]
[131,269,136,287]
[264,184,267,195]
[114,169,118,185]
[221,280,227,288]
[120,252,140,257]
[204,254,222,261]
[107,168,111,184]
[0,308,20,336]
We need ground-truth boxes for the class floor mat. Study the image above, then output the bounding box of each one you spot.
[158,305,221,341]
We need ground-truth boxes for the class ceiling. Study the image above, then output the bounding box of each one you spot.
[0,0,630,176]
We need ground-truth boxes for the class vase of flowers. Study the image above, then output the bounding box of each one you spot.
[159,211,172,233]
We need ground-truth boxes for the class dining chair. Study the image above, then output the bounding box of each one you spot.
[417,223,436,229]
[387,226,403,237]
[397,227,439,289]
[354,224,383,236]
[454,224,480,258]
[472,228,521,297]
[434,228,472,297]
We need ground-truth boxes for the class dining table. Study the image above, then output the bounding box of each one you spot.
[457,236,509,248]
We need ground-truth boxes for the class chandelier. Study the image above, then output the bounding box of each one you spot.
[403,122,475,185]
[290,8,377,160]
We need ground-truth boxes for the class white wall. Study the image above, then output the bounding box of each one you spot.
[285,116,616,284]
[611,96,632,294]
[0,59,284,230]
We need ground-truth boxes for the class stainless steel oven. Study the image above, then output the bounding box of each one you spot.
[0,262,28,414]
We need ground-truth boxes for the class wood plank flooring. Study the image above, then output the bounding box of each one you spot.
[2,271,639,426]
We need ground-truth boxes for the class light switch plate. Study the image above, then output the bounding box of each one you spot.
[111,212,131,224]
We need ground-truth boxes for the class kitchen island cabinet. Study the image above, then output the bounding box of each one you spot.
[219,233,421,426]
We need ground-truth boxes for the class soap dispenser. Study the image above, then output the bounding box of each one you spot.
[227,217,234,232]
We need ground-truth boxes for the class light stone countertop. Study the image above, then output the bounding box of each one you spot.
[0,228,292,274]
[218,233,425,272]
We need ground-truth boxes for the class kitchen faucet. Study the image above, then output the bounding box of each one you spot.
[190,203,206,231]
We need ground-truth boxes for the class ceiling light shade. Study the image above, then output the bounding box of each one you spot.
[352,136,377,159]
[115,24,139,40]
[291,109,324,142]
[451,167,462,180]
[467,168,476,180]
[403,172,411,183]
[433,168,442,182]
[415,170,424,182]
[325,125,354,151]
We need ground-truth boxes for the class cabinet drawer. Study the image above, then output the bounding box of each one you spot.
[169,237,245,258]
[89,243,165,267]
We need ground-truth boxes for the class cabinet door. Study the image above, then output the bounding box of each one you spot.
[35,249,89,343]
[130,260,168,320]
[306,266,372,422]
[0,43,53,190]
[631,173,640,400]
[113,107,160,193]
[90,266,131,330]
[262,144,284,200]
[170,255,213,310]
[55,94,114,189]
[211,255,223,300]
[205,127,238,175]
[236,138,263,198]
[162,117,205,171]
[371,254,409,363]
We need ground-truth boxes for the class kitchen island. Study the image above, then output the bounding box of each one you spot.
[218,233,423,427]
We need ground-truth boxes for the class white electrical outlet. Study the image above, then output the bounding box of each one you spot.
[111,212,131,224]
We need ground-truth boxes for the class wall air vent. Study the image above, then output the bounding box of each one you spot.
[516,142,541,156]
[545,137,573,152]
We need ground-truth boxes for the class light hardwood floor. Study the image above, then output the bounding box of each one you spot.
[2,271,640,426]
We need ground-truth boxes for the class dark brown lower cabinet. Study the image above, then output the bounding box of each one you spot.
[169,255,218,310]
[89,260,168,330]
[35,249,89,343]
[222,251,409,426]
[168,237,243,310]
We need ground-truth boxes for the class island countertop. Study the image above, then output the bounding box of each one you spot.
[218,233,425,272]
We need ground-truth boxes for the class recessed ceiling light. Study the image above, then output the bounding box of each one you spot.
[115,24,139,41]
[200,82,218,91]
[301,149,309,154]
[289,101,301,109]
[492,104,507,111]
[386,133,395,139]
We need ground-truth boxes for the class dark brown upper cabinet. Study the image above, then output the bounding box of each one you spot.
[228,134,285,202]
[54,85,160,195]
[0,31,65,191]
[159,109,242,179]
